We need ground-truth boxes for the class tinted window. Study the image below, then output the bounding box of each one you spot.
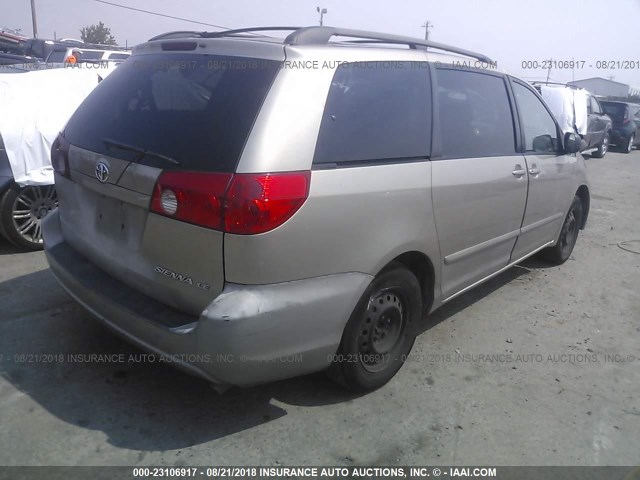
[78,51,104,60]
[512,82,559,154]
[64,54,281,172]
[107,53,130,60]
[46,50,66,62]
[590,96,602,114]
[436,69,515,158]
[314,62,431,165]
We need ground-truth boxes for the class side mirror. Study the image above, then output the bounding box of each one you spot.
[532,134,554,153]
[564,132,583,154]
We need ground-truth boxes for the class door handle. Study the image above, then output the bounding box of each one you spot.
[512,165,526,177]
[528,167,541,175]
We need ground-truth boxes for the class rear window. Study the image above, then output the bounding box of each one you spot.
[64,54,281,172]
[601,102,627,122]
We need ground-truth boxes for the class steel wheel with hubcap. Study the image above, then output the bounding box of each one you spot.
[0,183,58,250]
[541,195,583,265]
[329,263,422,391]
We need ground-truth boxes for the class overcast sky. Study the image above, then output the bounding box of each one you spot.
[3,0,640,85]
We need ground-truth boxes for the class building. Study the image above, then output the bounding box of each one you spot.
[568,77,639,99]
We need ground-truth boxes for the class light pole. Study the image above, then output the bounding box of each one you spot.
[317,7,327,26]
[30,0,38,38]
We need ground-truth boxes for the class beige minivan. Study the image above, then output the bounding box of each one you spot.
[43,26,590,391]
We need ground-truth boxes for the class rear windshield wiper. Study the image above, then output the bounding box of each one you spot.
[103,138,181,165]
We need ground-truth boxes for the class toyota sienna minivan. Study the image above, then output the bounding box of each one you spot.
[43,26,590,391]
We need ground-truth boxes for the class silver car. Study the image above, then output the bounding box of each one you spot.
[43,26,590,391]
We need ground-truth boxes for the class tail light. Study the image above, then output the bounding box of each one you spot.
[223,172,311,234]
[150,172,233,230]
[51,133,70,179]
[150,171,311,235]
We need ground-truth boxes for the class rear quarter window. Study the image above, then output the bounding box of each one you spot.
[64,54,281,172]
[314,61,432,165]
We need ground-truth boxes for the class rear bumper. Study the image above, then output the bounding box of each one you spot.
[42,209,372,386]
[609,127,634,145]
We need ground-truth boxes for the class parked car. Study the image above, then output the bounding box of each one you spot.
[0,135,57,248]
[43,26,590,391]
[534,82,612,158]
[0,65,119,249]
[45,47,130,64]
[600,101,640,153]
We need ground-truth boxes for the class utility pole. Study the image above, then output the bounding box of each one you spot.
[30,0,38,38]
[422,20,433,41]
[546,58,552,84]
[317,7,327,26]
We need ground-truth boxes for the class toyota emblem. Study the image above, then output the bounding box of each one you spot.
[95,162,109,183]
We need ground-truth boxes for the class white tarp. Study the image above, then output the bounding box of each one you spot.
[539,85,589,136]
[0,64,117,186]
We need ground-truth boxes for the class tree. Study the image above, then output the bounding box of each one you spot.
[80,22,117,45]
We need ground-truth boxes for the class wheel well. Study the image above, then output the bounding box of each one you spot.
[576,185,590,229]
[384,251,434,313]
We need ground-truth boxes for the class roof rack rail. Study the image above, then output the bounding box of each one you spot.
[148,26,493,63]
[284,27,493,63]
[149,27,303,42]
[201,26,303,38]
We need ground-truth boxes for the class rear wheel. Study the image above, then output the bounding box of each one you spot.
[591,131,609,158]
[623,134,635,154]
[541,195,583,265]
[0,183,58,251]
[328,264,422,392]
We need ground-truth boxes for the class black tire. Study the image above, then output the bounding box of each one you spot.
[541,196,583,265]
[0,183,58,251]
[591,131,609,158]
[328,264,422,392]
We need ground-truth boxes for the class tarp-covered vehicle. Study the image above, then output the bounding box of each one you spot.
[534,82,612,158]
[0,65,117,249]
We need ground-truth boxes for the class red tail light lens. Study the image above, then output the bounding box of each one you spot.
[223,172,311,235]
[150,170,311,234]
[150,171,233,229]
[51,133,70,179]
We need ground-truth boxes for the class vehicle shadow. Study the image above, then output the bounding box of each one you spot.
[0,269,360,452]
[0,256,552,452]
[0,236,24,255]
[416,257,549,334]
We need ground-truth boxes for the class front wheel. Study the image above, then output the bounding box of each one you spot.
[591,132,609,158]
[328,264,422,392]
[0,183,58,251]
[541,196,583,265]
